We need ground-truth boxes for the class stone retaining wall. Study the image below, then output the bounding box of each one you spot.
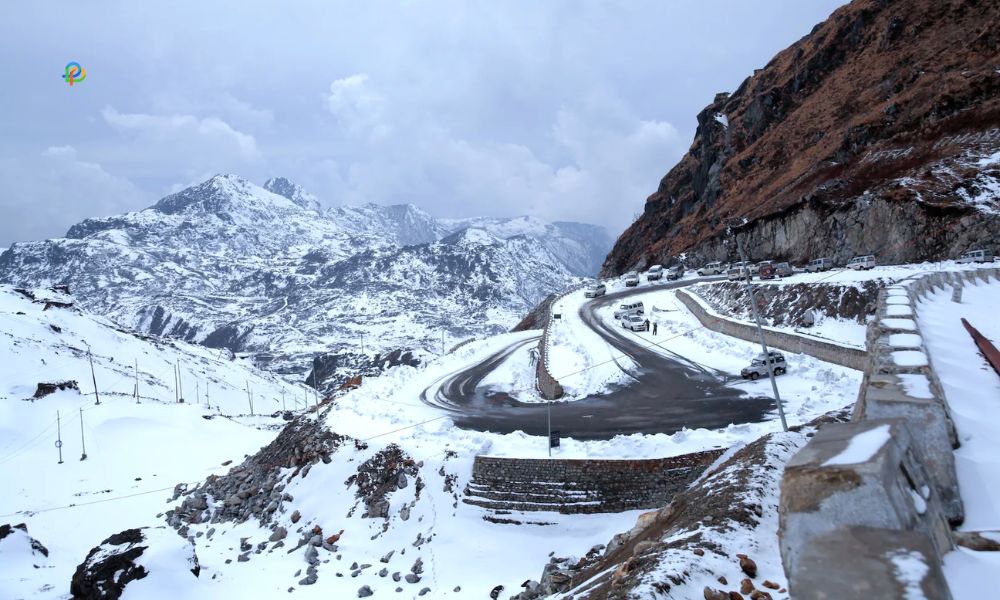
[535,283,588,400]
[675,289,868,370]
[463,449,724,514]
[778,267,1000,598]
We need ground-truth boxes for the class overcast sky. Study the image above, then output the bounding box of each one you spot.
[0,1,845,247]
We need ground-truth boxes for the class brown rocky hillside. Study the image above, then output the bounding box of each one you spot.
[603,0,1000,275]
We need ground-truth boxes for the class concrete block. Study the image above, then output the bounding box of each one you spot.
[790,526,952,599]
[858,373,963,524]
[779,419,953,577]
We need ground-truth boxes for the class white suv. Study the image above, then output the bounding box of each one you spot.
[697,261,724,276]
[847,255,876,270]
[646,265,664,281]
[614,301,644,319]
[584,283,606,298]
[958,249,994,264]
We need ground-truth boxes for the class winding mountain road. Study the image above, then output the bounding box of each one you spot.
[420,278,773,440]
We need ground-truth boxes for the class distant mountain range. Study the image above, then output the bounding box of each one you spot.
[0,174,611,388]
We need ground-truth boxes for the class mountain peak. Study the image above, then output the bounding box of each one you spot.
[263,177,322,212]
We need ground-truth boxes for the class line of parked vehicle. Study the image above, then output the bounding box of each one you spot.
[695,248,995,282]
[582,264,685,298]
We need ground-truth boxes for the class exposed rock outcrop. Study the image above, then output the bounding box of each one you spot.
[604,0,1000,275]
[70,527,199,600]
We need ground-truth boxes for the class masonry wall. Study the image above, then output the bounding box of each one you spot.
[778,266,1000,597]
[463,449,724,514]
[675,289,868,370]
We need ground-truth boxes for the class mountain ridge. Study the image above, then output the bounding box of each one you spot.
[0,174,607,389]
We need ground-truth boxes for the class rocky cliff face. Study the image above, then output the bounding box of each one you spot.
[603,0,1000,275]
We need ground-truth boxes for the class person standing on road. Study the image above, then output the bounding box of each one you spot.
[644,318,650,332]
[653,322,658,336]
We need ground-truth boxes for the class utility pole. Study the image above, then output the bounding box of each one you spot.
[173,363,179,403]
[134,359,140,404]
[196,381,200,410]
[547,401,552,458]
[441,329,445,356]
[177,362,184,403]
[79,408,88,461]
[281,390,286,412]
[88,349,101,405]
[734,229,788,432]
[245,381,254,415]
[56,410,64,464]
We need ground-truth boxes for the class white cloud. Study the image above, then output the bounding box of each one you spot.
[0,147,149,245]
[101,107,260,160]
[323,74,391,140]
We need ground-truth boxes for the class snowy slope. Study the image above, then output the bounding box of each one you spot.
[0,285,316,598]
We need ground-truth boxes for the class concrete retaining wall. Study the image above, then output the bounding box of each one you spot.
[778,266,1000,598]
[462,449,724,514]
[675,289,868,370]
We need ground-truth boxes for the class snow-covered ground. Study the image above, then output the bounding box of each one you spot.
[593,287,862,427]
[545,284,636,399]
[915,275,1000,597]
[684,283,868,348]
[0,286,314,598]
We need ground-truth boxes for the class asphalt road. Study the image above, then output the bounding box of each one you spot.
[421,278,774,440]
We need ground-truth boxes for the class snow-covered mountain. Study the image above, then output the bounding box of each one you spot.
[0,175,610,388]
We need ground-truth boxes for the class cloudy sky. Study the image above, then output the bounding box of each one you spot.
[0,1,845,247]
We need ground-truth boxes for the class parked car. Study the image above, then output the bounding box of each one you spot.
[727,263,753,281]
[805,258,833,273]
[666,265,685,281]
[614,301,644,319]
[624,272,640,287]
[646,264,664,281]
[621,314,648,331]
[847,255,877,270]
[741,351,787,380]
[697,261,725,276]
[957,249,994,264]
[584,282,606,298]
[774,262,793,277]
[753,260,773,275]
[758,262,777,280]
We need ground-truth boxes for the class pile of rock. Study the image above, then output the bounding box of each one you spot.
[345,443,421,520]
[167,416,347,532]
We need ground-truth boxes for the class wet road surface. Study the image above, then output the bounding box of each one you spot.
[421,279,773,440]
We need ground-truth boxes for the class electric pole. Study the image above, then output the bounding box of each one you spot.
[734,228,788,432]
[56,410,64,464]
[88,349,101,405]
[177,362,184,403]
[547,401,552,458]
[134,358,140,404]
[79,408,87,461]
